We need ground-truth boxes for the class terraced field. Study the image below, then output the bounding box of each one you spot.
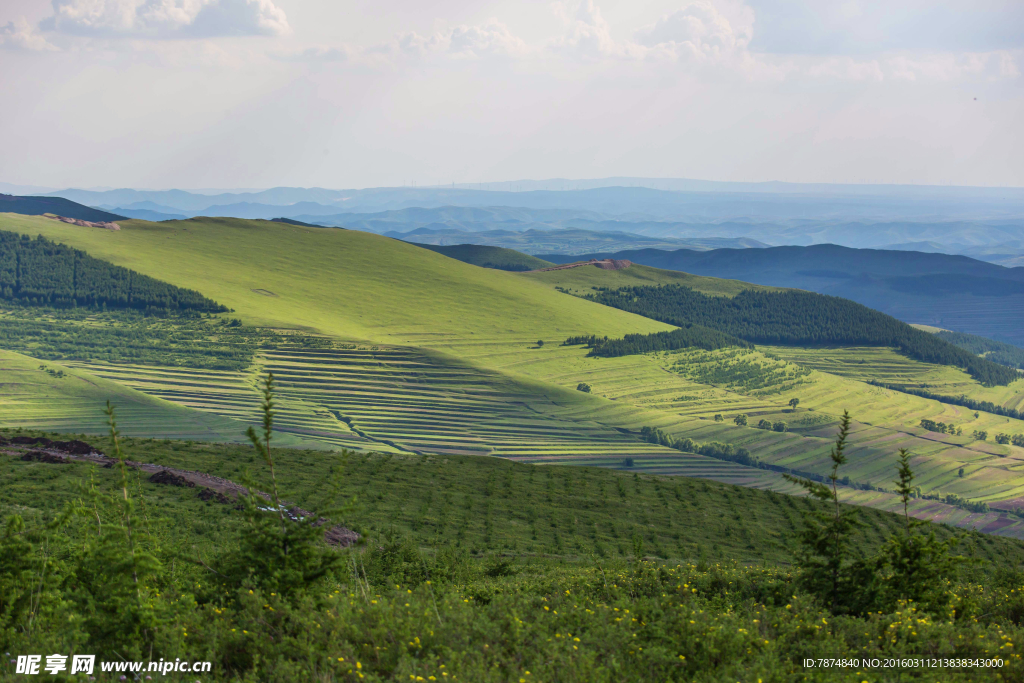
[767,345,1024,413]
[0,349,253,442]
[447,338,1024,503]
[68,344,703,465]
[53,342,1024,538]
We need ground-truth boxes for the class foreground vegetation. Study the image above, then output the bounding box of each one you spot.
[4,389,1024,681]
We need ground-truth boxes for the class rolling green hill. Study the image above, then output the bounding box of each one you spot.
[0,348,262,442]
[0,214,668,344]
[412,243,554,271]
[3,212,1024,540]
[522,261,775,296]
[1,230,226,311]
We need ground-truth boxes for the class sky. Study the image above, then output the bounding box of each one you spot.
[1,0,1022,190]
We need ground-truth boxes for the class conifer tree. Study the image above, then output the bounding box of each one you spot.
[879,449,962,612]
[784,411,877,614]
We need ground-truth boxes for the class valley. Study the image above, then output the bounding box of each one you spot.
[3,212,1024,544]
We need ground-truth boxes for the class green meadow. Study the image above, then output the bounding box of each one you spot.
[2,212,1024,537]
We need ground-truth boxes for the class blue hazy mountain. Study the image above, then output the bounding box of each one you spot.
[539,244,1024,346]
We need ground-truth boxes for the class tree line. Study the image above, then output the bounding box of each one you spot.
[919,419,963,436]
[936,330,1024,371]
[565,325,751,357]
[0,231,227,312]
[868,381,1024,421]
[639,426,759,467]
[583,285,1019,386]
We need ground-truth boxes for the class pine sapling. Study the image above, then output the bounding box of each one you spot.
[880,449,963,612]
[784,410,876,614]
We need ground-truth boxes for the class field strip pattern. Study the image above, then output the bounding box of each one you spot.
[261,347,689,459]
[62,360,380,450]
[65,346,696,463]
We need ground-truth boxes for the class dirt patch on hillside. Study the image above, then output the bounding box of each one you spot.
[21,450,69,464]
[2,440,359,549]
[43,213,120,231]
[149,469,195,487]
[531,258,632,272]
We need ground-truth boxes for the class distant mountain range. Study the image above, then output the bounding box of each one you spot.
[9,180,1024,264]
[394,227,767,255]
[33,181,1024,221]
[540,244,1024,347]
[0,194,124,222]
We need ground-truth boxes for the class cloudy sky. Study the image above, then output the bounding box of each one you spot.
[1,0,1022,190]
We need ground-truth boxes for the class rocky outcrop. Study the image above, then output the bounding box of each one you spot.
[43,213,120,230]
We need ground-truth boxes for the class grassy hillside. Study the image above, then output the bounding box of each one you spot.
[0,348,259,442]
[582,283,1019,385]
[0,214,669,345]
[4,429,1022,569]
[412,243,554,271]
[1,230,227,311]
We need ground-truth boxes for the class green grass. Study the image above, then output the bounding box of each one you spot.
[5,431,1022,569]
[64,344,684,462]
[519,262,776,297]
[0,348,255,442]
[0,214,669,345]
[0,305,294,371]
[412,243,554,271]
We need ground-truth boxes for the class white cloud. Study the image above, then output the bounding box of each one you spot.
[550,0,642,59]
[635,2,753,63]
[1,17,58,51]
[882,51,1021,82]
[41,0,290,38]
[544,0,1021,84]
[447,20,529,59]
[274,44,351,63]
[225,0,1024,87]
[275,19,529,65]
